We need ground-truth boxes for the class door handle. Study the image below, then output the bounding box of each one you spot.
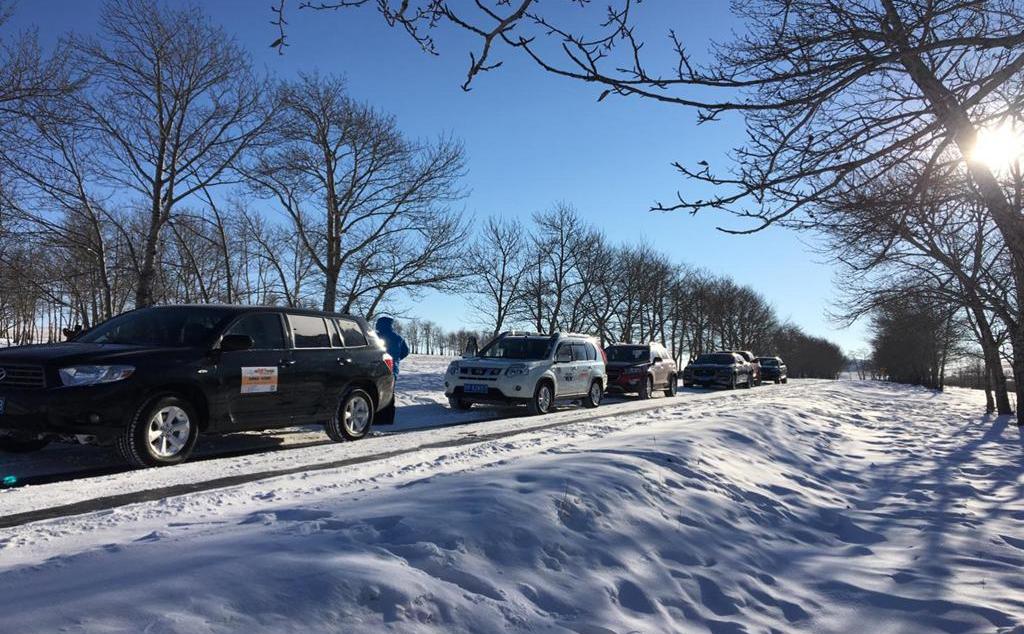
[278,359,296,367]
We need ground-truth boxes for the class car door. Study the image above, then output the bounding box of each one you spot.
[571,342,593,394]
[286,314,336,423]
[652,345,670,387]
[552,342,578,396]
[327,317,375,400]
[217,312,294,429]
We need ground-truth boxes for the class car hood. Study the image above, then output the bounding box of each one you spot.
[0,342,195,365]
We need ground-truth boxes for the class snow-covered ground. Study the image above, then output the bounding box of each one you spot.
[1,358,1022,632]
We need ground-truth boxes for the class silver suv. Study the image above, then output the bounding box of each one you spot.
[445,332,607,415]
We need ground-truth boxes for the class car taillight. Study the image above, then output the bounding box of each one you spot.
[383,353,394,374]
[600,348,608,364]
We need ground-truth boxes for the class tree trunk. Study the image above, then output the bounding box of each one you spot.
[322,268,339,313]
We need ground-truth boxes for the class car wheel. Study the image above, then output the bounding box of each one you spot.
[584,380,602,408]
[782,377,788,384]
[728,374,737,390]
[327,389,375,441]
[639,376,653,400]
[664,375,677,397]
[448,396,473,411]
[774,378,781,385]
[116,395,199,468]
[528,380,554,416]
[0,435,50,453]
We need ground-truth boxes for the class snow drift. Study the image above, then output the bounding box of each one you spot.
[0,370,1021,632]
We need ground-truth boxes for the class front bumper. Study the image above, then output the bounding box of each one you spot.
[607,372,647,393]
[444,372,535,403]
[0,383,138,440]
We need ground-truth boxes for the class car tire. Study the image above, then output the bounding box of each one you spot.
[448,396,473,411]
[527,380,554,416]
[774,378,781,385]
[0,436,50,453]
[116,395,199,468]
[782,377,788,384]
[638,376,653,400]
[728,374,737,390]
[326,389,375,442]
[664,375,677,397]
[584,380,602,408]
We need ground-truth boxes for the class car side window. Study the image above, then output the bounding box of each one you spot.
[336,318,368,347]
[224,313,285,350]
[571,343,588,361]
[586,343,598,361]
[289,315,331,348]
[556,343,573,362]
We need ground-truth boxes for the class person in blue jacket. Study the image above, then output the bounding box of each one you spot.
[375,316,410,378]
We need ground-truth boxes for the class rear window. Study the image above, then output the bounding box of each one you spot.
[571,343,589,361]
[336,319,368,347]
[695,353,737,365]
[759,358,779,366]
[290,315,331,348]
[606,345,649,362]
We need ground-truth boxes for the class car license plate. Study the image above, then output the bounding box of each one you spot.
[464,384,488,394]
[0,397,5,415]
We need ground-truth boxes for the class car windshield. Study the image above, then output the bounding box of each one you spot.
[758,358,779,366]
[606,345,648,362]
[479,336,553,360]
[77,307,234,347]
[694,353,737,365]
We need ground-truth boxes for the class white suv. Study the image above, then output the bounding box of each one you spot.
[445,332,607,415]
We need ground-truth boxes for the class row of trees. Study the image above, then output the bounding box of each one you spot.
[0,0,467,340]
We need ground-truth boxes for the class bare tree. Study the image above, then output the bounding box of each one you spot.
[76,0,273,308]
[467,215,528,336]
[248,73,468,314]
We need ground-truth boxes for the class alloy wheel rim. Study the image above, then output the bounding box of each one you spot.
[344,396,371,434]
[147,406,191,458]
[538,386,552,412]
[590,382,601,404]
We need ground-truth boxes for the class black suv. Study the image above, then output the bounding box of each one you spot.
[755,356,788,384]
[682,352,754,389]
[605,342,678,398]
[0,305,395,467]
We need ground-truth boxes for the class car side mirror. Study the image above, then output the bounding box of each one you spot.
[220,334,254,352]
[653,357,663,364]
[556,349,572,363]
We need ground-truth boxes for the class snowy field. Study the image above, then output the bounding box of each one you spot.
[1,357,1022,632]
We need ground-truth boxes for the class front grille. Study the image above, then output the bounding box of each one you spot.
[460,367,503,377]
[0,365,47,389]
[694,368,715,378]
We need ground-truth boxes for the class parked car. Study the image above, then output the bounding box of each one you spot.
[681,352,754,389]
[604,342,677,398]
[0,305,395,467]
[756,356,788,384]
[724,349,762,386]
[445,331,606,415]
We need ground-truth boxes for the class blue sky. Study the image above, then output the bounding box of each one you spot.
[8,1,868,353]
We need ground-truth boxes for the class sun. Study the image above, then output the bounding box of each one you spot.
[970,120,1024,172]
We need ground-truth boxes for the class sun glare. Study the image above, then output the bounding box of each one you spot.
[971,120,1024,172]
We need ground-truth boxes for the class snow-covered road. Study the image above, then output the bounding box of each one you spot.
[0,358,1021,633]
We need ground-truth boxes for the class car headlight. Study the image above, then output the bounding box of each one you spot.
[506,364,529,376]
[59,365,135,387]
[447,362,460,376]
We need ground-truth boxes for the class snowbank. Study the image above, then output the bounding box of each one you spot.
[1,379,1022,632]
